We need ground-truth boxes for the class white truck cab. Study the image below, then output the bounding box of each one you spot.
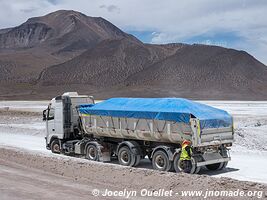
[43,92,94,152]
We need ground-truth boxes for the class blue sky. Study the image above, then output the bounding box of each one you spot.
[128,31,243,48]
[0,0,266,65]
[127,31,154,44]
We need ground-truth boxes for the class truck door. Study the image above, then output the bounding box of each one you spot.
[47,106,55,138]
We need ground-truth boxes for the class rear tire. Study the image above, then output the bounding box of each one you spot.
[173,154,199,174]
[51,139,60,154]
[173,153,182,173]
[194,166,201,174]
[206,163,221,170]
[219,162,228,170]
[152,150,171,171]
[133,155,141,167]
[118,146,136,167]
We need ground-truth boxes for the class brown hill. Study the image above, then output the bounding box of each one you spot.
[39,39,267,100]
[40,39,181,86]
[0,10,267,100]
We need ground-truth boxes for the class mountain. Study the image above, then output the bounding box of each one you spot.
[1,10,267,100]
[0,10,136,84]
[0,10,134,50]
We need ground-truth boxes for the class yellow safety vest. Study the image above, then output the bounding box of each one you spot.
[180,144,192,161]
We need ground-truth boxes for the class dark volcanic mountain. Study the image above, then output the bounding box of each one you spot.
[0,10,135,84]
[0,10,134,50]
[1,10,267,100]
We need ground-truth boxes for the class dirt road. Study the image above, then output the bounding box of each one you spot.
[0,158,101,200]
[0,147,266,200]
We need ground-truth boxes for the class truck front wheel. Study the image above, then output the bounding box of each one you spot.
[152,150,172,171]
[51,139,60,154]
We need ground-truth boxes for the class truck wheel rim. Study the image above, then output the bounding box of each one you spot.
[177,160,183,171]
[155,155,165,169]
[88,147,96,160]
[53,144,60,153]
[121,151,129,164]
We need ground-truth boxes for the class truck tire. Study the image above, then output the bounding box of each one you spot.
[218,162,228,170]
[152,150,171,171]
[206,163,221,170]
[190,157,200,174]
[51,139,60,154]
[133,155,141,167]
[194,166,201,174]
[173,154,182,173]
[118,146,136,167]
[173,154,199,174]
[86,144,99,161]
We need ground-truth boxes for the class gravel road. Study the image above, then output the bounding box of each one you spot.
[0,147,266,200]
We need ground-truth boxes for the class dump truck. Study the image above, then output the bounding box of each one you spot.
[43,92,234,174]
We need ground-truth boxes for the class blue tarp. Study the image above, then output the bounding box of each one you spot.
[79,98,232,130]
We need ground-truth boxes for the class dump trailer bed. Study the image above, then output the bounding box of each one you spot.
[79,98,234,148]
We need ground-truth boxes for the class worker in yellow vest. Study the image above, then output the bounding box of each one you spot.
[180,140,193,173]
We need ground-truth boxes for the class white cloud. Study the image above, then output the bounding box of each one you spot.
[99,4,120,14]
[0,0,266,64]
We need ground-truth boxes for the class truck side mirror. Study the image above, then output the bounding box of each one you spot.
[43,109,47,121]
